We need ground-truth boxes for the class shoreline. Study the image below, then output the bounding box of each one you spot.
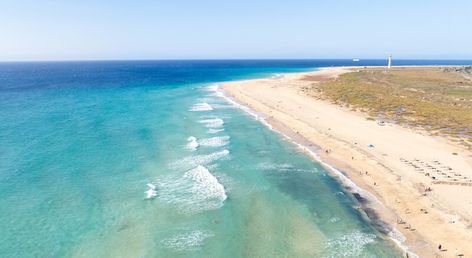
[217,83,415,257]
[219,66,472,257]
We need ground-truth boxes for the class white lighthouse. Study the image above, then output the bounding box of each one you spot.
[388,54,392,69]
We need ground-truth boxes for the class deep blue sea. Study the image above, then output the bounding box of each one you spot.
[1,60,471,257]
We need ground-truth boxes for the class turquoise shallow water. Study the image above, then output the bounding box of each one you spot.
[5,60,471,257]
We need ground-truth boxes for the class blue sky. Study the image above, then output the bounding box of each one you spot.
[0,0,471,60]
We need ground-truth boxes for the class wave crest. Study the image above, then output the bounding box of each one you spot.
[169,149,230,171]
[198,136,230,147]
[190,102,213,112]
[185,165,227,202]
[199,118,224,128]
[186,136,199,151]
[157,165,227,213]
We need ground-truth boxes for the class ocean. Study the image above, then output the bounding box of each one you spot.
[1,60,471,257]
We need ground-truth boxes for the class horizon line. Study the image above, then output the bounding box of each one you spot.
[2,58,472,63]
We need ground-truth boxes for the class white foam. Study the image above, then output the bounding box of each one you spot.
[205,84,219,92]
[328,217,340,223]
[144,183,157,199]
[206,163,219,170]
[198,136,230,147]
[145,188,157,199]
[256,162,317,173]
[157,165,228,213]
[209,91,225,98]
[155,175,191,205]
[257,162,294,171]
[169,149,230,171]
[161,230,214,251]
[198,118,224,128]
[186,136,199,151]
[272,73,284,79]
[217,87,268,123]
[209,103,234,109]
[185,165,227,202]
[325,231,376,257]
[204,84,226,98]
[208,128,224,134]
[190,102,213,112]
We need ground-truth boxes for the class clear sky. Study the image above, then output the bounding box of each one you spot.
[1,0,471,61]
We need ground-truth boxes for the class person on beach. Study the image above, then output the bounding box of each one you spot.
[438,244,442,251]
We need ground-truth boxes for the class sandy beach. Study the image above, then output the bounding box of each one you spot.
[222,67,472,257]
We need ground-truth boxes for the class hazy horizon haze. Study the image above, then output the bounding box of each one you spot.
[1,0,471,61]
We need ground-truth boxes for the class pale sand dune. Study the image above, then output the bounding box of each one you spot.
[222,67,472,257]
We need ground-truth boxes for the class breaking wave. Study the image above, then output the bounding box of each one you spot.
[190,102,213,112]
[186,136,199,151]
[169,149,230,171]
[205,84,219,92]
[157,165,228,213]
[199,118,224,128]
[185,165,227,202]
[208,128,224,134]
[198,136,230,147]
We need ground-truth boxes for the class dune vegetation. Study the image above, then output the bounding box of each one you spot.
[307,67,472,148]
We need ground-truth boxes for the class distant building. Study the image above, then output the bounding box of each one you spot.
[388,54,392,69]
